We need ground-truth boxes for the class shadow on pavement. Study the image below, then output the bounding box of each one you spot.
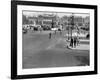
[75,56,90,66]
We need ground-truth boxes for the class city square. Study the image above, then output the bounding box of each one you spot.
[22,11,90,69]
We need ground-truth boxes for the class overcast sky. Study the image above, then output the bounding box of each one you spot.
[23,11,89,18]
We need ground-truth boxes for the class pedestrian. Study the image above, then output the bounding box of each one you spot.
[49,32,52,39]
[55,30,56,34]
[59,29,62,35]
[70,38,73,47]
[76,37,79,45]
[74,37,77,47]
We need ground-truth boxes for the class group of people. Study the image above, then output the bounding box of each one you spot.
[70,37,79,48]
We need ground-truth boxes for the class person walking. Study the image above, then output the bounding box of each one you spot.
[76,36,79,45]
[70,38,73,48]
[74,37,77,48]
[55,30,56,34]
[49,32,52,39]
[59,29,62,35]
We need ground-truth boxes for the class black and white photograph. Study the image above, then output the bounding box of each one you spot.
[11,1,97,79]
[22,11,90,69]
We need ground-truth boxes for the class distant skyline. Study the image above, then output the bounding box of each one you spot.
[23,11,90,18]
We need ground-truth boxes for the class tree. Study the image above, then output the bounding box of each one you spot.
[22,15,29,25]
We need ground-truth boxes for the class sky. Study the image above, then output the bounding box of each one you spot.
[23,11,90,18]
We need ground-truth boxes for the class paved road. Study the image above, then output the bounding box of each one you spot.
[23,31,89,69]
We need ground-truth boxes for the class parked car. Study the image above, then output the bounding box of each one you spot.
[51,28,58,31]
[42,25,51,30]
[86,33,90,39]
[23,28,27,34]
[33,27,38,31]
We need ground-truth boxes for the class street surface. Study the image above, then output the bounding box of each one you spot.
[22,31,90,69]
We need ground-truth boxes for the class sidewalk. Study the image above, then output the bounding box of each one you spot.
[66,38,89,44]
[79,39,89,42]
[68,44,89,50]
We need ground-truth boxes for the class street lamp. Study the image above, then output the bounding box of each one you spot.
[70,13,74,39]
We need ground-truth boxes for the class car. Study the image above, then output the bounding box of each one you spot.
[23,28,27,34]
[42,25,51,30]
[33,27,38,31]
[86,33,90,39]
[51,28,58,31]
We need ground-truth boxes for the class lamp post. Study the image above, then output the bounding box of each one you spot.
[70,13,74,39]
[68,18,70,40]
[51,13,54,28]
